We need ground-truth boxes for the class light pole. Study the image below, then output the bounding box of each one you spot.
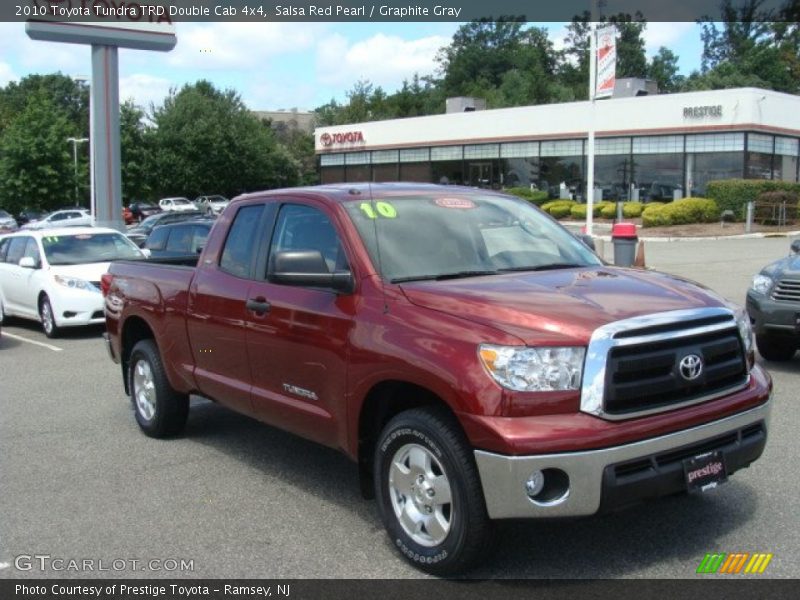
[66,137,89,207]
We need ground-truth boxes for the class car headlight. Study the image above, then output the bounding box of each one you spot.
[54,274,97,292]
[751,274,773,295]
[479,344,585,392]
[736,309,754,357]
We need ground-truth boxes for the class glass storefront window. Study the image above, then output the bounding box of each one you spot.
[400,162,431,182]
[775,137,799,182]
[345,165,370,182]
[320,166,345,184]
[501,157,539,188]
[372,164,399,182]
[595,155,634,201]
[539,156,583,199]
[746,152,774,180]
[432,160,464,185]
[633,154,684,201]
[686,152,744,196]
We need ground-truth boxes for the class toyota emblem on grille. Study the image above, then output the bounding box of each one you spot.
[679,354,703,381]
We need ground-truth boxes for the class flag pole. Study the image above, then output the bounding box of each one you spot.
[586,2,598,236]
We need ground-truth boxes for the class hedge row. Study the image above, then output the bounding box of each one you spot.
[641,198,720,227]
[705,179,800,218]
[504,186,551,206]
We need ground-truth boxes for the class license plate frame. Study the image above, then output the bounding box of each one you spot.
[684,450,727,493]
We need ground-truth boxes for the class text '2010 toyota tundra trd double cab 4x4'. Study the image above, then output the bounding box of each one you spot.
[103,183,771,575]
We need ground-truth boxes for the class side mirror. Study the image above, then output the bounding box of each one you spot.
[271,250,354,294]
[19,256,38,269]
[791,239,800,254]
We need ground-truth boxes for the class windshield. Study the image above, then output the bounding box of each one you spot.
[344,191,601,282]
[42,232,142,265]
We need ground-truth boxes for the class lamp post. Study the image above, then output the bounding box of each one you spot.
[66,137,89,207]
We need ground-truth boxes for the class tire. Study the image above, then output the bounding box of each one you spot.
[128,339,189,437]
[39,295,60,339]
[374,406,492,575]
[755,333,797,362]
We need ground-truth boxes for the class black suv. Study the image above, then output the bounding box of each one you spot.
[144,220,213,258]
[126,210,205,247]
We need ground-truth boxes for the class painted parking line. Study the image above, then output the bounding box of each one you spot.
[2,332,63,352]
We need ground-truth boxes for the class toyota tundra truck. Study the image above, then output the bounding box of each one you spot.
[102,183,771,574]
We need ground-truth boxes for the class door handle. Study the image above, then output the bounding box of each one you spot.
[246,297,271,315]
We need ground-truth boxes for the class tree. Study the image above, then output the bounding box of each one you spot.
[120,101,153,203]
[0,73,88,138]
[147,80,299,198]
[648,47,684,93]
[0,93,75,213]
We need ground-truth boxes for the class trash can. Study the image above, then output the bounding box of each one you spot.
[612,222,638,267]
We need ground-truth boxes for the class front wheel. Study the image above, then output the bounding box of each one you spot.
[129,339,189,437]
[374,407,491,575]
[39,295,60,339]
[756,333,797,361]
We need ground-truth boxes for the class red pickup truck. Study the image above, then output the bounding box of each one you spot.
[103,183,771,574]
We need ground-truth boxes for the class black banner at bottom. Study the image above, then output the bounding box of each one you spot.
[1,579,799,600]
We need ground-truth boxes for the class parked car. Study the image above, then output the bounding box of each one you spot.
[0,227,144,337]
[194,195,229,216]
[158,197,196,213]
[746,238,800,361]
[21,209,92,230]
[125,210,204,247]
[104,183,769,575]
[145,220,213,259]
[128,202,161,223]
[0,210,18,232]
[16,208,46,227]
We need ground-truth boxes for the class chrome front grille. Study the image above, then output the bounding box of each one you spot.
[581,308,749,421]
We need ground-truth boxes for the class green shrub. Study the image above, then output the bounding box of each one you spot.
[642,203,672,227]
[600,204,617,219]
[570,201,614,219]
[541,200,576,218]
[705,179,800,219]
[570,204,588,219]
[623,202,644,218]
[641,197,720,227]
[754,190,800,224]
[504,186,550,206]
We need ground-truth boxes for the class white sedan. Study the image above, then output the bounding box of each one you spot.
[158,197,196,212]
[21,209,93,230]
[0,227,144,337]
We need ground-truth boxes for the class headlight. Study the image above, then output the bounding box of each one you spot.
[54,274,97,292]
[478,344,585,392]
[736,309,754,357]
[751,274,773,295]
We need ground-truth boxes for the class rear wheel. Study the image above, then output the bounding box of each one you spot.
[39,295,60,339]
[374,406,491,575]
[129,339,189,437]
[755,333,797,361]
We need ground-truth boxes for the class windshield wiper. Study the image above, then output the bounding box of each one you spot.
[499,263,584,272]
[391,270,499,283]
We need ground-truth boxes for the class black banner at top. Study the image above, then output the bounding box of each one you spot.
[3,0,797,23]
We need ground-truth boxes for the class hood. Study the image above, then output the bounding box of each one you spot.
[399,267,727,345]
[764,254,800,278]
[48,262,112,282]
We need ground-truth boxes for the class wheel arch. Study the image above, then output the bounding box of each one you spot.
[356,380,461,499]
[120,315,156,395]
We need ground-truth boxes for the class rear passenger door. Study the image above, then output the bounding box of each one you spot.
[186,203,272,417]
[245,201,356,448]
[2,237,40,317]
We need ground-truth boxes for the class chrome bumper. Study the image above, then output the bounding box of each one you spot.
[474,400,771,519]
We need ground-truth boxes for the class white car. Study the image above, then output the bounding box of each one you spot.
[194,195,229,216]
[0,227,144,337]
[158,197,196,212]
[21,209,93,230]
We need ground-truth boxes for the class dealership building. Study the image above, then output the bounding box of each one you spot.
[315,87,800,201]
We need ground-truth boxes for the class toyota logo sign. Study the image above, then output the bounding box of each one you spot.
[678,354,703,381]
[320,133,333,146]
[320,131,364,147]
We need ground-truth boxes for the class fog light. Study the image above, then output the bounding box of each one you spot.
[525,470,545,497]
[525,468,570,506]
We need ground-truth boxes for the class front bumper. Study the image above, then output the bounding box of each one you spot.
[746,290,800,335]
[50,288,105,328]
[474,399,770,519]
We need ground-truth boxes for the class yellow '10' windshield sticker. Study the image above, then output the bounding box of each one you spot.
[359,201,397,219]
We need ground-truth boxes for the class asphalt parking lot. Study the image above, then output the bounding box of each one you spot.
[0,235,798,579]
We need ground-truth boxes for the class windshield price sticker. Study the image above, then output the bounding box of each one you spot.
[359,201,397,219]
[435,197,476,209]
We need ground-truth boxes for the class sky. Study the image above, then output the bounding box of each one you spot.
[0,21,704,113]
